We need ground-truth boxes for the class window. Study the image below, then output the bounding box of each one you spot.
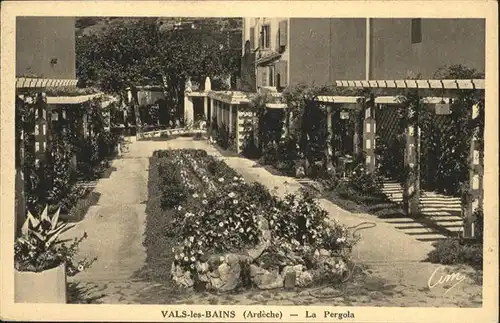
[278,20,287,51]
[411,18,422,44]
[261,25,270,49]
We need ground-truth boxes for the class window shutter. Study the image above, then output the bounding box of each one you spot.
[269,66,274,87]
[249,27,255,49]
[279,20,287,47]
[261,67,268,87]
[411,19,422,44]
[266,25,271,49]
[278,60,288,88]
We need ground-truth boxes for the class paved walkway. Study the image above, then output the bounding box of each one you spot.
[381,179,464,236]
[63,137,482,306]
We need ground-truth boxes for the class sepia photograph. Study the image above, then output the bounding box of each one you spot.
[1,1,498,322]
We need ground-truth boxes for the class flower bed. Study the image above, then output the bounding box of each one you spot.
[149,149,358,292]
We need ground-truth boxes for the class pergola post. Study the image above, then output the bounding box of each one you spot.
[217,101,221,127]
[209,97,214,128]
[82,109,89,139]
[34,95,49,165]
[228,104,233,134]
[464,103,483,239]
[15,96,27,238]
[183,95,194,127]
[403,102,421,216]
[353,102,361,156]
[325,104,334,173]
[235,105,241,153]
[203,96,208,121]
[363,97,376,173]
[283,107,290,138]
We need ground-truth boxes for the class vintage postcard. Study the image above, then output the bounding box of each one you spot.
[1,1,498,322]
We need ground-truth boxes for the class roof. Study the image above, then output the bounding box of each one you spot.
[256,51,281,66]
[46,93,103,104]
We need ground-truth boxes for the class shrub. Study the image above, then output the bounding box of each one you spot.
[427,238,482,270]
[473,208,484,242]
[346,163,384,196]
[240,128,261,159]
[258,142,280,166]
[157,159,188,208]
[214,122,234,150]
[58,185,89,215]
[206,158,240,179]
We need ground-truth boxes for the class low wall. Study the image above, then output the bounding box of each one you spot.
[137,128,206,140]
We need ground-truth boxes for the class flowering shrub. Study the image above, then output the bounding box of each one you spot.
[47,135,76,206]
[171,179,262,272]
[157,158,189,208]
[265,192,356,259]
[151,149,357,290]
[344,161,384,195]
[14,206,96,276]
[206,158,240,180]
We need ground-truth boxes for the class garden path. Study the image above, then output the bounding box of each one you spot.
[64,137,482,306]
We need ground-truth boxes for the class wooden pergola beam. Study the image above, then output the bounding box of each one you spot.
[46,93,103,105]
[334,79,485,90]
[315,96,455,105]
[16,77,78,88]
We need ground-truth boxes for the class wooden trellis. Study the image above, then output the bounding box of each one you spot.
[14,90,106,236]
[314,79,485,239]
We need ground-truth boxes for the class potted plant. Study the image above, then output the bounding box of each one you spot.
[14,206,96,303]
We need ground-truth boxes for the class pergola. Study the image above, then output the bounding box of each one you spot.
[291,78,485,239]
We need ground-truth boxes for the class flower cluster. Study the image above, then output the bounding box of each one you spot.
[265,192,328,246]
[179,152,217,192]
[173,177,261,272]
[173,154,198,193]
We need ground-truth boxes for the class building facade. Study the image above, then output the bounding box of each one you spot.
[17,17,77,79]
[240,18,485,91]
[241,18,289,93]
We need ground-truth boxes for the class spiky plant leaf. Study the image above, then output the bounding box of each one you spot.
[31,231,45,242]
[50,207,61,230]
[46,222,76,246]
[40,205,50,223]
[21,211,39,236]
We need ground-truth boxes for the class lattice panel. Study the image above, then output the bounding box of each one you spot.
[375,104,403,145]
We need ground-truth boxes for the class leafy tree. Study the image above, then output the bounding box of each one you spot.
[76,18,241,124]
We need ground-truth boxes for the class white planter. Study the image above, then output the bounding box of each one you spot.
[15,263,67,303]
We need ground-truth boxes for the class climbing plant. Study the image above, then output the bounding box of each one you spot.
[373,65,485,199]
[15,92,122,215]
[282,83,331,166]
